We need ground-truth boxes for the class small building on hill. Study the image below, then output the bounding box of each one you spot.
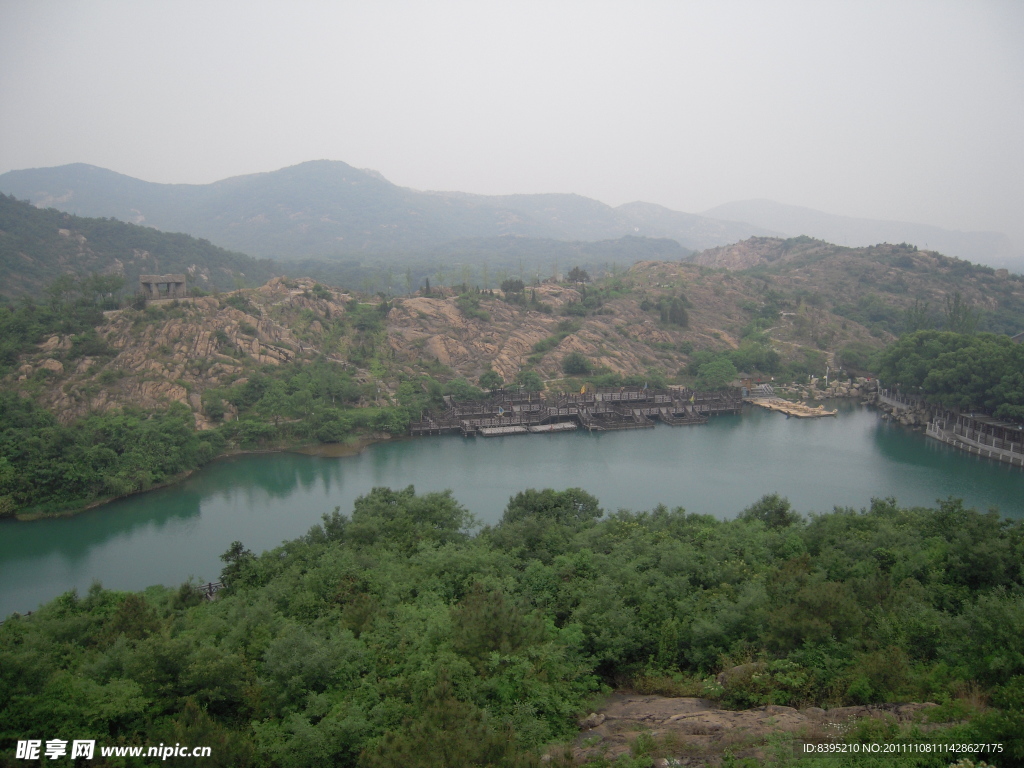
[1012,331,1024,344]
[139,274,187,300]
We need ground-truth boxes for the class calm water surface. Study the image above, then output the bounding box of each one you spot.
[2,401,1021,617]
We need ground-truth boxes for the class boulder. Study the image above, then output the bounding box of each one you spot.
[716,661,768,688]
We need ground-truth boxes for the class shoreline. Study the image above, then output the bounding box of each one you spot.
[14,387,1009,522]
[4,403,1022,619]
[9,433,396,522]
[5,393,868,522]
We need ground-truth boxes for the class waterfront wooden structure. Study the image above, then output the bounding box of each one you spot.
[410,386,741,437]
[927,411,1024,467]
[879,386,1024,467]
[877,388,925,410]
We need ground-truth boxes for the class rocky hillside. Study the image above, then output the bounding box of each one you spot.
[696,237,1024,336]
[387,261,883,386]
[14,278,357,426]
[10,236,1023,428]
[692,236,832,270]
[703,198,1019,269]
[10,264,882,427]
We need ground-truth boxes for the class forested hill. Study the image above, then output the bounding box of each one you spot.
[1,488,1021,764]
[0,161,774,259]
[0,194,279,299]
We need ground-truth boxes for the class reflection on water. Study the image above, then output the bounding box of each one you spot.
[1,403,1021,617]
[0,488,204,565]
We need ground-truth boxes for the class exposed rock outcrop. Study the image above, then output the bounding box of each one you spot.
[9,262,889,428]
[16,277,354,426]
[553,694,938,766]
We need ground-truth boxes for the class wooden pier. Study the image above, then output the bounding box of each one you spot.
[410,386,741,437]
[479,425,529,437]
[528,422,578,433]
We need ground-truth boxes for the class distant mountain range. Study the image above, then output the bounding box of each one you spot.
[0,161,1017,269]
[0,161,773,260]
[0,192,684,301]
[0,160,774,260]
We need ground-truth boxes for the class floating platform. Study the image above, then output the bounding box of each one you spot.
[746,397,837,418]
[528,422,578,433]
[478,425,529,437]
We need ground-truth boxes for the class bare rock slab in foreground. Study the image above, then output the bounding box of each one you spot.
[555,694,937,766]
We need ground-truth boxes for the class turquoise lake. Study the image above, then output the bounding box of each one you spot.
[1,401,1021,618]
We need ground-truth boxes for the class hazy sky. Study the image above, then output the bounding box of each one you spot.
[2,1,1022,241]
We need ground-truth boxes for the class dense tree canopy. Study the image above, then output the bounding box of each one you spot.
[478,369,503,391]
[2,488,1022,764]
[695,358,738,390]
[873,331,1024,421]
[0,394,220,515]
[0,194,276,300]
[515,370,544,393]
[566,266,589,284]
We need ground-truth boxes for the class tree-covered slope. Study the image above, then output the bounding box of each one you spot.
[874,331,1024,421]
[1,488,1021,765]
[0,194,279,300]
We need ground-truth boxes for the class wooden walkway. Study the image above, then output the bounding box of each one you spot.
[927,415,1024,467]
[411,387,741,437]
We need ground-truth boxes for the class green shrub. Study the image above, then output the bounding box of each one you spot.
[223,293,256,315]
[561,352,592,375]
